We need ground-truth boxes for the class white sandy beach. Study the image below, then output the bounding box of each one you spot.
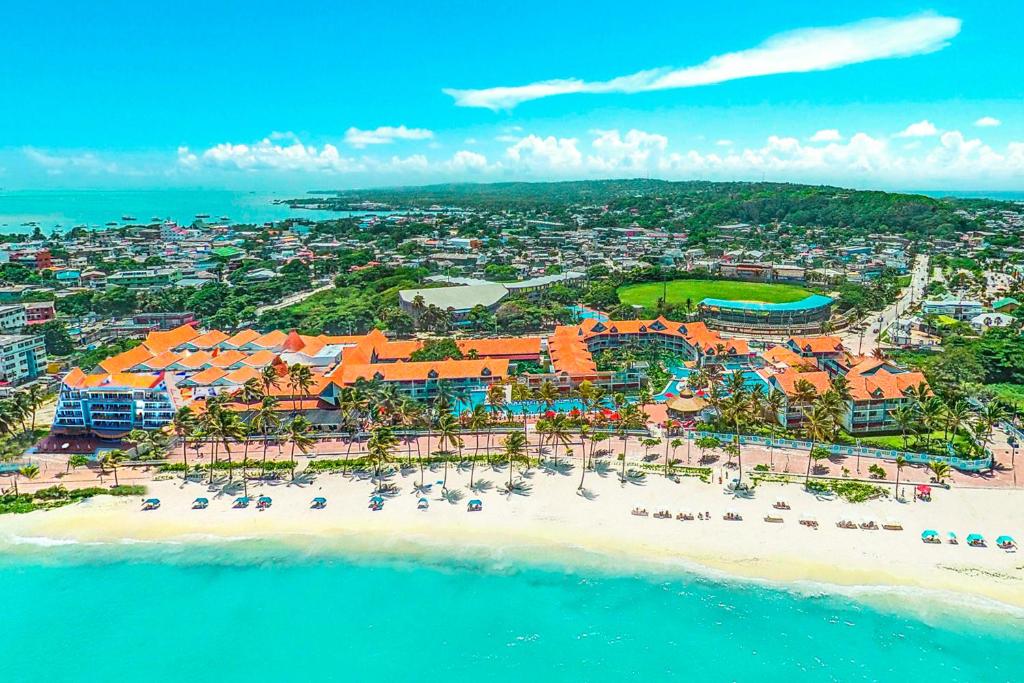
[3,465,1023,613]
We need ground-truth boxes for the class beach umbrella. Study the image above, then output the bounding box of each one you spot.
[258,496,272,504]
[235,496,250,506]
[997,535,1015,545]
[370,495,384,504]
[312,497,327,506]
[916,485,932,495]
[947,531,957,540]
[966,533,984,543]
[921,529,939,539]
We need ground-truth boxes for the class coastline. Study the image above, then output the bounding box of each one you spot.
[3,467,1023,618]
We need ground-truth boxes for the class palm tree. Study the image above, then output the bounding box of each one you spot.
[249,396,282,475]
[435,413,463,494]
[617,404,644,484]
[101,449,127,487]
[260,364,282,397]
[928,460,950,484]
[894,455,907,499]
[792,379,818,416]
[801,405,833,487]
[668,438,682,476]
[283,416,314,480]
[763,390,785,468]
[287,363,314,412]
[23,384,46,434]
[209,409,245,483]
[721,389,749,486]
[367,425,398,488]
[536,380,560,414]
[17,463,40,495]
[171,406,198,480]
[890,406,917,451]
[544,413,574,467]
[67,453,89,475]
[944,400,971,444]
[502,431,527,490]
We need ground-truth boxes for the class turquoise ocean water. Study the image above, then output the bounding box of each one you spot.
[0,540,1021,682]
[0,189,371,235]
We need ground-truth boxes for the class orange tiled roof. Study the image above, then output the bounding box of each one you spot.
[771,370,833,397]
[763,345,816,370]
[187,330,231,350]
[174,351,215,370]
[65,371,166,390]
[251,330,287,349]
[98,343,155,373]
[137,350,184,371]
[209,349,248,368]
[240,349,279,367]
[144,324,199,353]
[458,337,542,357]
[221,329,261,348]
[187,367,228,386]
[789,335,845,354]
[223,366,263,385]
[846,359,929,401]
[339,358,509,383]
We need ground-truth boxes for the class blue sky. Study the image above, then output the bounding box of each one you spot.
[1,1,1021,190]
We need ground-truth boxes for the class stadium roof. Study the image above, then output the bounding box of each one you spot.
[698,294,833,312]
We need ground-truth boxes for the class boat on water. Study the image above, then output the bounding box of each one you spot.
[195,213,210,219]
[219,216,230,221]
[151,216,162,222]
[122,215,136,221]
[105,221,117,226]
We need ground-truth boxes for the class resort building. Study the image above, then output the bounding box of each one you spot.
[784,335,846,367]
[698,294,834,335]
[839,359,929,435]
[0,333,47,386]
[767,370,833,429]
[51,369,181,438]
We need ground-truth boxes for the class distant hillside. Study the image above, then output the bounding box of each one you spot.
[288,179,1009,239]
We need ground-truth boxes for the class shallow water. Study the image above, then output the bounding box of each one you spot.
[0,540,1019,682]
[0,189,381,234]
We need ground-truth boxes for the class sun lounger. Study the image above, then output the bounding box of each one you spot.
[882,522,903,530]
[764,515,784,523]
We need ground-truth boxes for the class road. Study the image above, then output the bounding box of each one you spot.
[840,254,929,354]
[255,280,334,315]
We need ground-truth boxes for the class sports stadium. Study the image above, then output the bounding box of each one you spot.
[697,294,834,335]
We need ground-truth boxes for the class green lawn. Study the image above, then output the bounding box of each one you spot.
[617,279,811,308]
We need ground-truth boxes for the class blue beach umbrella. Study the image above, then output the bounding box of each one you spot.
[921,530,938,540]
[469,499,482,506]
[143,498,160,505]
[257,496,272,505]
[370,495,384,504]
[966,533,984,544]
[997,535,1015,545]
[234,496,251,506]
[312,496,327,506]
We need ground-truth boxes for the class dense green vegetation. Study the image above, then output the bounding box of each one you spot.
[617,279,810,309]
[295,179,1000,241]
[0,485,145,515]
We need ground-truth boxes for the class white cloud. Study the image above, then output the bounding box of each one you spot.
[715,139,734,146]
[504,135,583,170]
[587,129,669,171]
[444,14,961,110]
[975,116,1001,127]
[809,129,842,142]
[178,137,360,172]
[447,150,489,171]
[23,147,121,175]
[343,125,434,148]
[896,120,939,137]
